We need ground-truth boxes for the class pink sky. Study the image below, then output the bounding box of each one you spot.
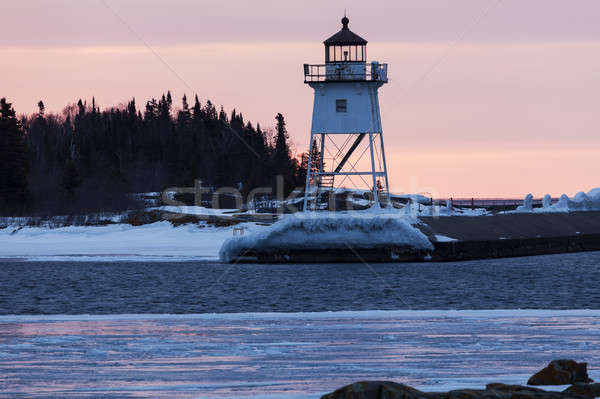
[1,0,599,198]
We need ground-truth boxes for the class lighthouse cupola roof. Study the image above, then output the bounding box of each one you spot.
[323,16,368,46]
[323,16,367,63]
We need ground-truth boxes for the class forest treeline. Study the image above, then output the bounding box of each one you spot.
[0,94,318,216]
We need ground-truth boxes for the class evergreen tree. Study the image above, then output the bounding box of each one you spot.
[204,100,217,120]
[178,94,191,124]
[310,138,322,172]
[296,138,322,187]
[145,98,158,120]
[219,106,228,123]
[272,113,295,194]
[274,113,289,157]
[77,99,85,115]
[181,94,189,113]
[192,95,202,119]
[37,100,45,118]
[127,98,137,116]
[0,98,30,210]
[12,92,300,215]
[297,152,308,187]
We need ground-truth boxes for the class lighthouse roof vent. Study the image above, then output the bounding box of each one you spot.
[323,16,368,46]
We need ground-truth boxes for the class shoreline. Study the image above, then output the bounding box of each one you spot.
[3,308,600,321]
[1,212,600,263]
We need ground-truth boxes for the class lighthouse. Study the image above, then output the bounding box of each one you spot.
[303,16,390,211]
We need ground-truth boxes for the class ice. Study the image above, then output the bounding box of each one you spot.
[1,310,600,398]
[434,234,458,242]
[589,188,600,198]
[542,194,552,209]
[516,193,533,212]
[219,211,433,262]
[513,187,600,213]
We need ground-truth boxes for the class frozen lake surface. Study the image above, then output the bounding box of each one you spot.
[1,310,600,398]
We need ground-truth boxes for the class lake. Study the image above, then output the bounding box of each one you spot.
[0,251,599,314]
[1,252,600,398]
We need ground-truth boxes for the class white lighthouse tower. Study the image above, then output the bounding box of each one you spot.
[303,16,390,211]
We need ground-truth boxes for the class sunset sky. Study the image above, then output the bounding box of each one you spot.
[2,0,599,198]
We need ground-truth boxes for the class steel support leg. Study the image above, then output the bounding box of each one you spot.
[368,132,380,208]
[303,131,315,212]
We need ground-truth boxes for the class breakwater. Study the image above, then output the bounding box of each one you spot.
[227,212,600,263]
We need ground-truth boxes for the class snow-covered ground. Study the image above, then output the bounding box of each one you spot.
[2,186,599,262]
[2,309,599,398]
[158,205,242,216]
[0,221,263,261]
[0,204,477,262]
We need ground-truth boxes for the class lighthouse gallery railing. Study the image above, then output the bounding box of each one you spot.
[303,63,388,83]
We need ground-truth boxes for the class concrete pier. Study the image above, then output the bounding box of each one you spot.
[420,212,600,261]
[226,212,600,263]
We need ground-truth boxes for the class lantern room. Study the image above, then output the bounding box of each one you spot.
[324,16,367,63]
[304,16,387,83]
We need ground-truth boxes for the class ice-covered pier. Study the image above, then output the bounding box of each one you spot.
[221,211,600,263]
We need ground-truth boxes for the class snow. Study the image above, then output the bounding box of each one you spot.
[391,193,432,204]
[402,201,488,217]
[512,187,600,213]
[0,204,483,263]
[0,221,263,261]
[330,189,432,205]
[434,234,458,242]
[4,186,598,262]
[542,194,551,208]
[516,193,534,212]
[158,205,240,216]
[219,211,433,262]
[2,309,600,398]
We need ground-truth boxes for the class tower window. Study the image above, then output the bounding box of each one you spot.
[336,99,347,113]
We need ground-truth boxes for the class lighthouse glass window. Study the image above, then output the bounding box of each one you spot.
[326,45,366,62]
[336,99,347,113]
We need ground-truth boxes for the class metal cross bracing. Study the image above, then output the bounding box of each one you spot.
[304,132,390,211]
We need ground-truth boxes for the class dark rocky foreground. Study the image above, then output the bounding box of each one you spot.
[321,360,600,399]
[321,382,600,399]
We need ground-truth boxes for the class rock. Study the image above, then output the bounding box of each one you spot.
[564,383,600,398]
[321,381,595,399]
[484,383,588,399]
[486,383,546,393]
[320,381,428,399]
[445,389,502,399]
[528,360,593,386]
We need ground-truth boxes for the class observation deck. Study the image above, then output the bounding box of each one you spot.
[303,62,388,83]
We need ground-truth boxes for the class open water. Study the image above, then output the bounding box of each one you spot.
[0,251,599,314]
